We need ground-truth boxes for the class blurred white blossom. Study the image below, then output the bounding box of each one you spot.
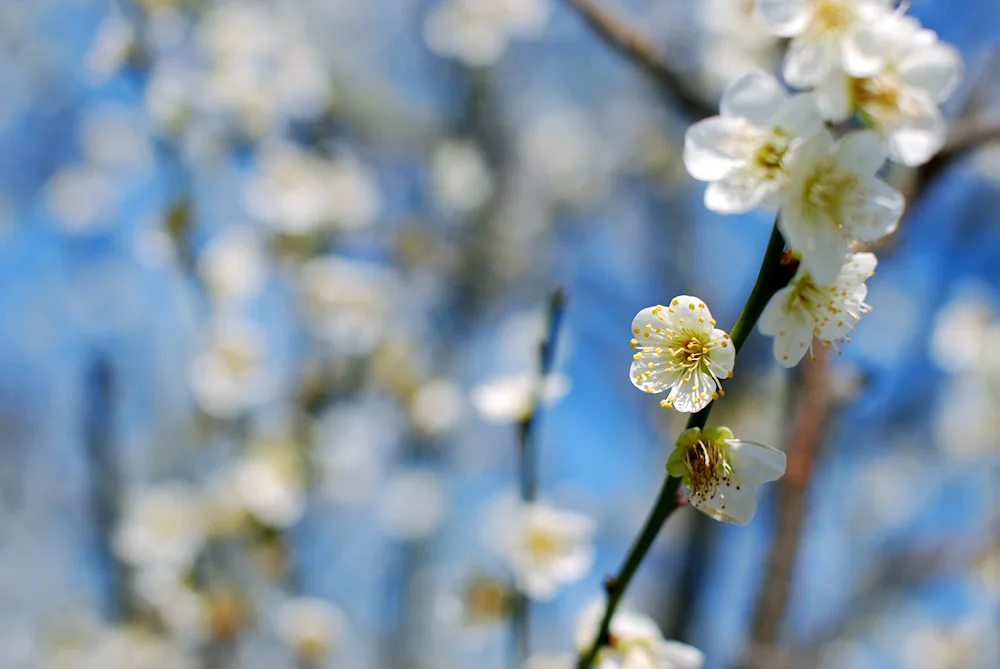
[410,378,465,436]
[695,0,781,93]
[487,495,595,601]
[44,165,117,233]
[519,108,608,205]
[274,597,348,665]
[113,482,207,571]
[198,227,269,304]
[424,0,549,67]
[471,372,571,423]
[231,442,306,529]
[574,601,705,669]
[189,318,274,419]
[431,139,495,214]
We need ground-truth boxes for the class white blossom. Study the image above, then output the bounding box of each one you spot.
[471,372,571,423]
[779,129,902,284]
[377,469,448,540]
[113,482,208,571]
[629,297,735,413]
[424,0,549,67]
[231,444,306,529]
[685,70,823,213]
[756,0,896,88]
[431,139,495,214]
[574,601,705,669]
[274,597,348,665]
[815,13,964,166]
[489,497,595,601]
[695,0,781,94]
[667,427,786,525]
[189,318,273,419]
[758,252,877,366]
[197,227,269,304]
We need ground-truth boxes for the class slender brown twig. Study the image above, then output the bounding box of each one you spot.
[562,0,715,119]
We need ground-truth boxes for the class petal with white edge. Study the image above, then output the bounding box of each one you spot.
[771,318,813,368]
[693,479,758,525]
[757,284,795,336]
[815,72,853,123]
[728,440,787,486]
[848,178,904,243]
[630,360,678,394]
[683,116,749,182]
[783,38,834,88]
[652,640,706,669]
[786,128,836,170]
[704,172,769,214]
[708,329,735,377]
[835,130,885,177]
[885,105,947,167]
[841,23,884,78]
[631,306,672,342]
[755,0,812,37]
[897,43,964,102]
[772,92,824,139]
[842,251,878,283]
[665,374,714,413]
[720,70,786,126]
[779,207,846,285]
[665,296,716,336]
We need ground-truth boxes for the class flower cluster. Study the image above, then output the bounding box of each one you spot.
[629,1,962,524]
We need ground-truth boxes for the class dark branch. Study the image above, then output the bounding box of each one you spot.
[563,0,716,119]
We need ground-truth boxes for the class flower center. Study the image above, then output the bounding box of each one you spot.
[814,0,854,33]
[683,438,737,503]
[753,139,788,176]
[464,576,510,623]
[804,162,859,223]
[667,334,711,377]
[525,527,561,558]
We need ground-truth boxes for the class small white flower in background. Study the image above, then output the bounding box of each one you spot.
[758,252,877,367]
[409,378,465,436]
[44,164,117,234]
[377,469,447,540]
[471,372,571,424]
[133,567,208,642]
[694,0,781,94]
[815,13,964,166]
[79,104,154,171]
[574,601,705,669]
[274,597,348,666]
[113,482,208,571]
[780,129,903,284]
[930,291,1000,375]
[756,0,895,88]
[519,108,608,205]
[489,497,595,601]
[667,427,786,525]
[232,444,306,529]
[84,12,135,82]
[685,70,823,213]
[431,139,496,214]
[314,400,398,506]
[198,227,269,304]
[629,296,735,413]
[298,256,395,356]
[189,318,273,419]
[424,0,549,67]
[91,626,193,669]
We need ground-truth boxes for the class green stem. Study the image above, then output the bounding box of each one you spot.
[511,287,569,669]
[576,222,790,669]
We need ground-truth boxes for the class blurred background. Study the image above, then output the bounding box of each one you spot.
[0,0,998,667]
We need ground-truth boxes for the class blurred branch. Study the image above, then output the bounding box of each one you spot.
[562,0,715,119]
[511,288,569,668]
[84,355,132,621]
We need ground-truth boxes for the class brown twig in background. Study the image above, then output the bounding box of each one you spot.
[562,0,715,119]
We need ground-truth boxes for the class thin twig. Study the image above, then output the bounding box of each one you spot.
[562,0,715,119]
[511,288,570,669]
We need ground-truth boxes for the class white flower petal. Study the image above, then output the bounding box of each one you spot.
[835,130,885,177]
[693,479,758,525]
[720,70,786,125]
[683,116,749,181]
[772,320,813,367]
[885,107,947,167]
[756,0,812,37]
[708,329,735,376]
[841,23,884,78]
[757,285,795,336]
[704,172,770,213]
[666,296,716,335]
[848,178,904,242]
[779,205,847,285]
[630,359,679,395]
[783,37,835,87]
[815,71,853,123]
[728,440,787,486]
[665,374,714,413]
[651,640,706,669]
[897,42,964,102]
[631,306,673,343]
[772,92,824,138]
